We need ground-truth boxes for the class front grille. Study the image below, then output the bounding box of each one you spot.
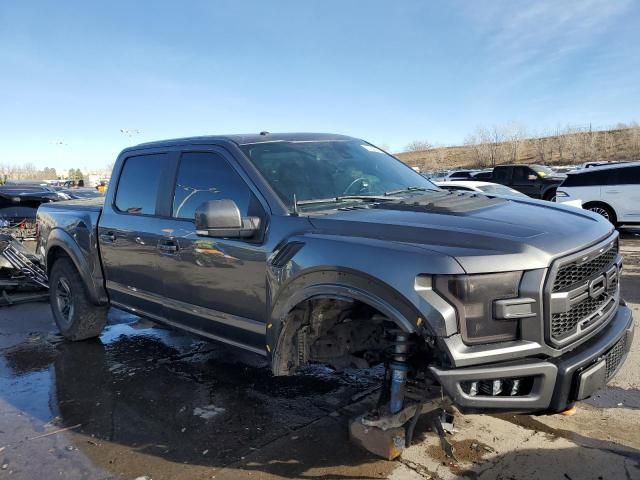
[551,294,613,339]
[604,335,627,380]
[547,237,620,346]
[552,240,618,292]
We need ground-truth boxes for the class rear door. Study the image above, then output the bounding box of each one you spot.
[510,166,540,197]
[608,165,640,222]
[98,151,174,319]
[154,148,269,350]
[492,167,511,187]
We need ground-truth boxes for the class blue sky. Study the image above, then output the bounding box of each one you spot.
[1,0,639,171]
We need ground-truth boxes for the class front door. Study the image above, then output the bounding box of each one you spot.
[99,152,172,319]
[510,166,540,197]
[155,149,268,351]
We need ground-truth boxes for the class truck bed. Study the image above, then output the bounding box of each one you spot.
[37,196,107,303]
[42,196,105,212]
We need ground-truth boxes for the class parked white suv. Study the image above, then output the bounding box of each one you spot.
[556,162,640,225]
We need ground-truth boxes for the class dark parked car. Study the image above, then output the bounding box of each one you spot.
[491,164,565,200]
[37,133,633,418]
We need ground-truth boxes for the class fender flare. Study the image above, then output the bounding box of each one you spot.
[46,228,108,305]
[266,268,422,362]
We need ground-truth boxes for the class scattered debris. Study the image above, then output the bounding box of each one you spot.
[439,410,456,434]
[28,423,82,440]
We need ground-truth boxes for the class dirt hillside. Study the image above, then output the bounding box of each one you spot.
[396,127,640,171]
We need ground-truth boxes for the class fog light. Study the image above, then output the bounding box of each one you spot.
[510,379,521,396]
[492,380,503,396]
[461,377,534,397]
[469,381,478,396]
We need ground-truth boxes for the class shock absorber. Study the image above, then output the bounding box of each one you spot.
[388,331,410,414]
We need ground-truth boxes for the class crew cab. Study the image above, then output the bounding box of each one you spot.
[491,164,565,200]
[556,161,640,225]
[37,133,633,415]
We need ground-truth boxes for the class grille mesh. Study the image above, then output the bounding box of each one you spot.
[605,336,627,380]
[552,240,618,293]
[551,295,612,339]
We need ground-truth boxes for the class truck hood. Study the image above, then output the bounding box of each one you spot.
[306,191,614,273]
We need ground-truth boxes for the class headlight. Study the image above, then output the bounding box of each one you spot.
[555,190,569,198]
[435,272,522,345]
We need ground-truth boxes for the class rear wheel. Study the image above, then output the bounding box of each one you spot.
[584,202,617,225]
[543,189,557,202]
[49,257,107,341]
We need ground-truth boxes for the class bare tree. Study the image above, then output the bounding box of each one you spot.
[503,123,527,163]
[404,140,432,152]
[533,137,545,163]
[627,127,640,157]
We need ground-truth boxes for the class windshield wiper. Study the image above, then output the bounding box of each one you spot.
[296,195,393,206]
[384,186,433,196]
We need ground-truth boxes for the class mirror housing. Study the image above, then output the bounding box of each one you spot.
[194,199,260,238]
[527,174,538,181]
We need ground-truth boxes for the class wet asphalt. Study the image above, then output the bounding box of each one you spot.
[0,228,639,480]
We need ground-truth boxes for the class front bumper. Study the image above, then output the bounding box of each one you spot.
[430,303,634,413]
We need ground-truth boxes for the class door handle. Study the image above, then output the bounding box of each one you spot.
[157,241,178,254]
[605,190,620,194]
[100,232,116,243]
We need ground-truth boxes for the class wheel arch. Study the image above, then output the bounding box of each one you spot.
[45,229,108,305]
[266,268,426,373]
[583,200,618,224]
[542,185,558,200]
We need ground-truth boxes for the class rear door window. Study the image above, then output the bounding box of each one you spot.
[563,169,612,187]
[613,166,640,185]
[512,167,529,182]
[115,154,168,215]
[493,168,510,182]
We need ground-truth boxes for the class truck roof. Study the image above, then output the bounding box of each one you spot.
[131,132,355,150]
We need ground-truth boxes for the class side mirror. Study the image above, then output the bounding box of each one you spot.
[194,199,260,239]
[528,174,538,181]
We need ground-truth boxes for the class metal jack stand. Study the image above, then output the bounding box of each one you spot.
[349,331,454,460]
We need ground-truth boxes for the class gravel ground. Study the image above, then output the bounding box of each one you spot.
[0,229,638,480]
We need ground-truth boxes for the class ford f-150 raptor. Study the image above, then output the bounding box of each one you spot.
[37,133,633,419]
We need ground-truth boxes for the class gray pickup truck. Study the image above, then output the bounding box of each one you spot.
[37,133,633,416]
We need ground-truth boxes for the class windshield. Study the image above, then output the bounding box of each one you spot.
[531,165,556,177]
[477,184,526,197]
[240,140,438,209]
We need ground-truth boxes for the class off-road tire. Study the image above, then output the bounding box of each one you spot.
[49,257,107,341]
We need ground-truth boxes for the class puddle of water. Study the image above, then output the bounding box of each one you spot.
[0,357,56,424]
[1,307,382,473]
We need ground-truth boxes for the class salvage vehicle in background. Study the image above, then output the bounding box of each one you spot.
[36,133,633,436]
[435,180,528,198]
[490,164,565,200]
[439,169,480,181]
[556,161,640,225]
[0,185,64,243]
